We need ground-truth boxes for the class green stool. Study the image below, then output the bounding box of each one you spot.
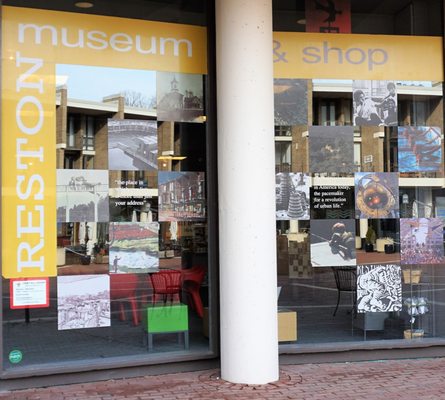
[143,304,189,351]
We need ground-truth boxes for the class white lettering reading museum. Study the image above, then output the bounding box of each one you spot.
[18,23,193,57]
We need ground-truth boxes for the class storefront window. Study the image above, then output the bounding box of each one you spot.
[274,1,445,348]
[1,1,214,375]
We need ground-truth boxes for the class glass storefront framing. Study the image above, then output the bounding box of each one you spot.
[2,0,445,387]
[0,0,219,381]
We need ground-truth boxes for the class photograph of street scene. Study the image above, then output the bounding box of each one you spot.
[158,171,206,221]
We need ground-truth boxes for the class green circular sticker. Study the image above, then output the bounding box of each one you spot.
[9,350,23,364]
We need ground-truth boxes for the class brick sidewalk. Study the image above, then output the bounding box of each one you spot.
[1,358,445,399]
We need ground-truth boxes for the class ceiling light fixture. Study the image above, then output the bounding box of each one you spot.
[75,2,94,8]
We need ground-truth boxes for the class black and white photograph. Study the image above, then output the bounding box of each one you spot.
[309,126,354,174]
[109,194,158,222]
[158,171,206,221]
[310,219,356,266]
[157,72,204,123]
[57,274,110,330]
[274,79,308,125]
[353,80,398,126]
[108,119,158,171]
[57,169,109,222]
[357,264,402,313]
[276,172,310,220]
[310,185,354,219]
[355,172,399,218]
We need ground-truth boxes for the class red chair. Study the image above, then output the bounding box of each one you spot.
[181,265,206,318]
[110,274,140,326]
[150,270,182,304]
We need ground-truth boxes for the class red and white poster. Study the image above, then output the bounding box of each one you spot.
[306,0,351,33]
[10,278,50,309]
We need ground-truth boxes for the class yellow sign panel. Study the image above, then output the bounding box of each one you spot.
[1,6,207,279]
[273,32,444,81]
[3,7,207,73]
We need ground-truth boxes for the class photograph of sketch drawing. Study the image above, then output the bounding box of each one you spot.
[398,126,442,173]
[57,169,109,222]
[157,72,204,123]
[276,172,310,220]
[109,222,159,273]
[357,264,402,313]
[108,119,158,171]
[57,274,110,330]
[310,219,356,266]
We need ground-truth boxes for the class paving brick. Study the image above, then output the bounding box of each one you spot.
[3,358,445,399]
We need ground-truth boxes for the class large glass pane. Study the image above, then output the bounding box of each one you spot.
[274,0,445,349]
[1,1,212,373]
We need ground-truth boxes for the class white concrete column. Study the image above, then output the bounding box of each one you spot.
[215,0,279,384]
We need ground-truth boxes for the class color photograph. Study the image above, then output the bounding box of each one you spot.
[157,72,204,123]
[353,80,397,126]
[276,172,310,220]
[357,264,402,313]
[274,79,308,125]
[310,219,356,266]
[57,169,109,222]
[398,126,442,173]
[158,172,206,221]
[57,274,110,330]
[356,219,400,265]
[309,126,354,174]
[108,119,158,171]
[109,222,159,274]
[400,218,444,265]
[56,64,156,110]
[57,222,110,276]
[355,172,399,218]
[305,0,351,33]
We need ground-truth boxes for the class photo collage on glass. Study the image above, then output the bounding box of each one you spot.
[55,64,206,330]
[274,78,444,312]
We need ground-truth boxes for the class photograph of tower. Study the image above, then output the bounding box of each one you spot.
[276,172,310,220]
[309,126,354,174]
[274,79,308,125]
[355,172,399,218]
[398,126,442,173]
[400,218,444,265]
[158,171,206,221]
[57,169,110,223]
[108,119,158,171]
[157,72,204,123]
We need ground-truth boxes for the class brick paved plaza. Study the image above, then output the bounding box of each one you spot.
[1,358,445,399]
